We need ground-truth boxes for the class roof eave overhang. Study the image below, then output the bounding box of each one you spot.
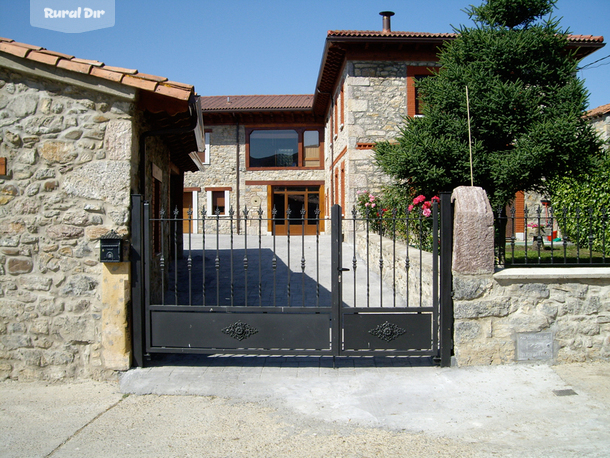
[312,33,605,116]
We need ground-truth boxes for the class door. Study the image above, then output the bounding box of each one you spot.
[271,186,322,235]
[182,191,193,233]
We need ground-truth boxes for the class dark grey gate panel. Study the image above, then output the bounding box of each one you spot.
[150,308,332,351]
[132,195,453,365]
[342,312,433,351]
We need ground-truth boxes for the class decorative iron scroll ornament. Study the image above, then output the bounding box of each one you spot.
[369,321,406,342]
[221,321,258,341]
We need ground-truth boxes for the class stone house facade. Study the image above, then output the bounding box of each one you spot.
[1,15,606,380]
[186,14,604,233]
[0,38,202,380]
[586,103,610,146]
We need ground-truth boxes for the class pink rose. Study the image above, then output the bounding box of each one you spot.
[413,195,426,205]
[422,208,431,217]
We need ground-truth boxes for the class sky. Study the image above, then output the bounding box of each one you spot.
[1,0,608,110]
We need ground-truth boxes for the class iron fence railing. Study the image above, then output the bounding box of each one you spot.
[495,205,610,267]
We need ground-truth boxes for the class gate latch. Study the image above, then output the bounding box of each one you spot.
[338,267,350,272]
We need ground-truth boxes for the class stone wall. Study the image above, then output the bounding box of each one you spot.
[354,231,436,308]
[589,110,610,145]
[326,61,407,215]
[185,124,325,234]
[454,270,610,365]
[0,68,135,380]
[451,187,610,366]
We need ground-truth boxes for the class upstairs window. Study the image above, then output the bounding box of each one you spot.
[303,130,320,168]
[247,128,323,170]
[249,130,298,168]
[414,75,429,116]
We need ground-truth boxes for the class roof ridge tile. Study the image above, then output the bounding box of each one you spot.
[102,65,138,74]
[0,42,31,58]
[0,36,194,102]
[72,57,104,67]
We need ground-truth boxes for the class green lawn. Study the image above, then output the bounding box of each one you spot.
[500,241,608,265]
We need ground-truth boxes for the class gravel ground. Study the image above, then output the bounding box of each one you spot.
[2,361,610,457]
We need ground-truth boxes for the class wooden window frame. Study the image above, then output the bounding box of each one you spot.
[206,187,232,216]
[407,67,436,117]
[245,127,324,171]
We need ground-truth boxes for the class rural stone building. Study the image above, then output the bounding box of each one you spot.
[1,13,607,380]
[185,13,605,234]
[587,102,610,145]
[0,37,203,380]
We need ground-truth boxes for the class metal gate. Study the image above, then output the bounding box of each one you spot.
[130,193,453,367]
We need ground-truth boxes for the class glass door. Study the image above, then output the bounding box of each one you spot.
[272,186,322,235]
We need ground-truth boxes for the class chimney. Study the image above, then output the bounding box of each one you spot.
[380,11,394,33]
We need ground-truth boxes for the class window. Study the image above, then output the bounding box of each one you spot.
[250,130,298,168]
[414,75,429,116]
[246,128,323,169]
[333,85,344,136]
[303,131,320,168]
[407,67,437,117]
[206,188,230,216]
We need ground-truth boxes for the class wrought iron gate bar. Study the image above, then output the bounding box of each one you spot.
[173,207,179,306]
[301,207,306,307]
[258,207,263,307]
[159,209,166,306]
[316,207,321,308]
[186,208,193,306]
[215,213,220,307]
[201,208,206,306]
[365,210,370,307]
[392,208,397,308]
[286,206,291,307]
[378,214,384,308]
[229,207,234,307]
[243,207,249,308]
[137,200,452,365]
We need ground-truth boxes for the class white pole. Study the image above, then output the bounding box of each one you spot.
[466,86,474,187]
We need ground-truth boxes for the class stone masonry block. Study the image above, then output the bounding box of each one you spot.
[452,187,494,274]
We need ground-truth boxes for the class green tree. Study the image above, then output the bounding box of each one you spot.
[548,151,610,255]
[374,0,603,209]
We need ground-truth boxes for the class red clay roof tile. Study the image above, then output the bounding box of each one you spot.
[155,84,192,101]
[164,80,194,90]
[326,30,604,44]
[90,66,125,83]
[102,65,138,75]
[586,103,610,119]
[10,41,43,50]
[56,58,92,74]
[199,94,313,111]
[0,37,194,102]
[72,57,104,67]
[121,74,158,92]
[133,72,168,83]
[38,49,74,59]
[27,50,60,66]
[327,30,457,39]
[0,42,30,58]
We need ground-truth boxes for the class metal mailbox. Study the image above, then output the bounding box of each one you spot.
[100,230,123,263]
